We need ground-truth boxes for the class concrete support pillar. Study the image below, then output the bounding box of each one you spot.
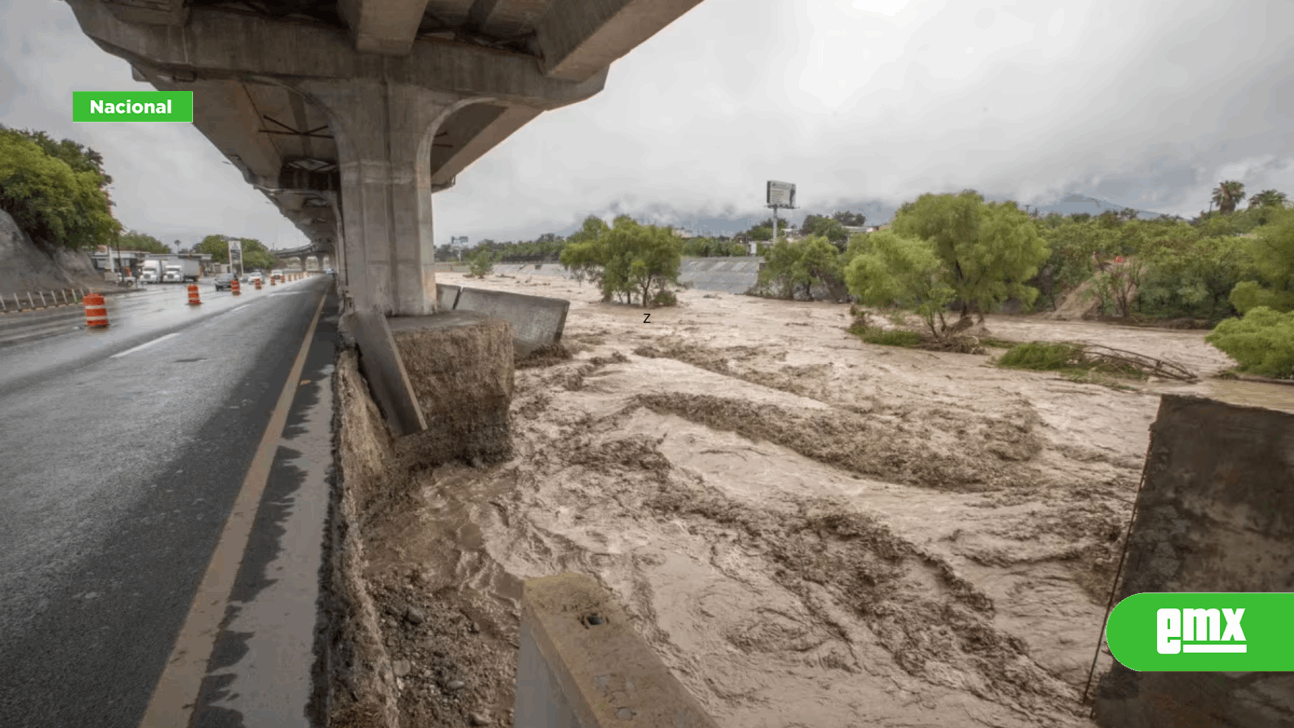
[300,256,308,272]
[300,80,477,316]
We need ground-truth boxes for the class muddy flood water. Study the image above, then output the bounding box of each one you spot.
[359,270,1294,728]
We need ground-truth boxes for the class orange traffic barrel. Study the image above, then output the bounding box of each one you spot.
[83,292,108,327]
[188,284,202,306]
[231,278,241,296]
[255,278,263,290]
[270,276,277,286]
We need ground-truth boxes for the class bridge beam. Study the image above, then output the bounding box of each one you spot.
[337,0,431,56]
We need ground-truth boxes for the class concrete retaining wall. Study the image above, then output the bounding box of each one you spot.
[677,256,763,295]
[490,258,765,296]
[515,573,719,728]
[1094,394,1294,727]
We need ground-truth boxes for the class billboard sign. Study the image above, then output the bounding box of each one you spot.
[767,180,796,208]
[228,238,243,273]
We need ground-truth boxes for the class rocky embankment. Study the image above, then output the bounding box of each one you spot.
[0,209,105,295]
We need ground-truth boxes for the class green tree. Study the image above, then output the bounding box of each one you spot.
[892,191,1049,320]
[1248,189,1287,210]
[832,210,867,227]
[809,217,849,249]
[0,128,120,250]
[598,216,682,306]
[195,234,276,270]
[1227,211,1294,313]
[560,215,611,289]
[120,230,171,254]
[1205,307,1294,378]
[758,239,808,298]
[845,230,955,338]
[757,236,845,300]
[1212,180,1246,215]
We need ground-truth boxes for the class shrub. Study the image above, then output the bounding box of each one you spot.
[1205,306,1294,378]
[997,342,1086,370]
[853,327,922,347]
[651,288,678,307]
[466,248,496,278]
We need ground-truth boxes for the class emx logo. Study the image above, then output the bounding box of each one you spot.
[1157,607,1245,654]
[1106,593,1294,671]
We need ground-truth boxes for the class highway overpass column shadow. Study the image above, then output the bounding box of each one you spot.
[1092,395,1294,727]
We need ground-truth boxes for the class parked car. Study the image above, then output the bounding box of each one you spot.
[214,273,236,291]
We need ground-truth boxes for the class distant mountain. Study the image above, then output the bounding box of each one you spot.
[535,193,1170,242]
[1028,194,1166,220]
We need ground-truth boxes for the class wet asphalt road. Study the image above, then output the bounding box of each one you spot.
[0,276,331,727]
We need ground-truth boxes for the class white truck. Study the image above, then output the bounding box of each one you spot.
[163,259,201,283]
[140,259,165,284]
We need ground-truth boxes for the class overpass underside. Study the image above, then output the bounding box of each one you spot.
[68,0,703,315]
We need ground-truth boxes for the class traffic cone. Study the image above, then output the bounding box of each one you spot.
[83,292,108,328]
[188,284,202,306]
[232,279,241,296]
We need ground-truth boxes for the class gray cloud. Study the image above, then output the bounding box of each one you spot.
[2,0,1292,246]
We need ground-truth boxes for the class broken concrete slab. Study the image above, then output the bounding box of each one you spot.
[341,308,427,438]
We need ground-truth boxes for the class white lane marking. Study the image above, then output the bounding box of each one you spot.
[109,332,180,358]
[225,304,250,314]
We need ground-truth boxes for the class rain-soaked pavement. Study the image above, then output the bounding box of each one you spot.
[0,276,337,728]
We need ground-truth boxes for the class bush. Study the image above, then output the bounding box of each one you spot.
[997,342,1086,370]
[466,248,496,278]
[851,326,922,347]
[1205,306,1294,378]
[651,288,678,307]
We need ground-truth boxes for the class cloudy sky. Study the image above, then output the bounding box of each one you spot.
[2,0,1292,249]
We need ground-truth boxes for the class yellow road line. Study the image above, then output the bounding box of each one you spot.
[138,290,327,728]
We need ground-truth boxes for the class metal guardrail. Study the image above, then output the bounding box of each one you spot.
[0,288,92,314]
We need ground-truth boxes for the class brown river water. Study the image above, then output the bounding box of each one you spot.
[360,270,1294,728]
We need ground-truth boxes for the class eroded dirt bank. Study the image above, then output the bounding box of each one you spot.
[332,272,1293,728]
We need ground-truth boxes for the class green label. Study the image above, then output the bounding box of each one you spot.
[73,91,193,122]
[1106,593,1294,671]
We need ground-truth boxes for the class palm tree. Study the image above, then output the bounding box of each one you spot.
[1247,189,1288,209]
[1211,181,1246,215]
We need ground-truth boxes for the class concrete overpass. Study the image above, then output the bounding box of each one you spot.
[66,0,706,315]
[271,242,329,271]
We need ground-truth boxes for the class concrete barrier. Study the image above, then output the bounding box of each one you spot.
[452,287,568,357]
[1093,394,1294,727]
[436,283,461,311]
[515,573,719,728]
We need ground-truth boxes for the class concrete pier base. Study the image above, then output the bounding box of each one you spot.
[1093,394,1294,727]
